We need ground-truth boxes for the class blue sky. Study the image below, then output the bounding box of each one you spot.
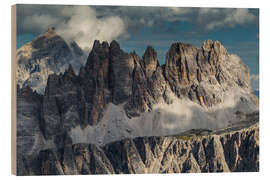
[16,5,259,90]
[119,22,259,75]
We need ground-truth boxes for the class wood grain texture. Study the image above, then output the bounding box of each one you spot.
[11,4,17,175]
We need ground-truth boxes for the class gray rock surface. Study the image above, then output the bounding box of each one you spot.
[164,40,251,107]
[16,38,259,175]
[18,123,259,175]
[16,85,43,175]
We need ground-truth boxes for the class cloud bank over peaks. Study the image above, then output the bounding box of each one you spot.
[56,6,128,50]
[198,8,256,30]
[17,5,258,50]
[93,7,257,32]
[20,6,128,50]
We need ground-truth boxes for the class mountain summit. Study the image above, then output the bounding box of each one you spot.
[16,39,259,175]
[16,28,87,93]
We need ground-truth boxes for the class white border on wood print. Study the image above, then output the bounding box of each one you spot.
[1,0,269,179]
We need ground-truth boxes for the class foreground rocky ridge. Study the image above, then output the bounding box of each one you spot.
[18,123,259,175]
[16,37,259,175]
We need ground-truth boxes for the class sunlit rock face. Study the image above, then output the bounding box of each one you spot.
[164,40,251,107]
[16,38,259,175]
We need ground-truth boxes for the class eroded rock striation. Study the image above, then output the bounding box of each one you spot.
[16,38,259,175]
[18,123,259,175]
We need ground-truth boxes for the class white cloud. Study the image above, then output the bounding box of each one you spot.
[200,8,256,30]
[17,5,258,47]
[250,74,259,91]
[20,6,128,50]
[55,6,127,50]
[169,7,193,15]
[69,87,258,146]
[224,9,256,25]
[229,54,242,63]
[96,7,257,32]
[22,14,62,34]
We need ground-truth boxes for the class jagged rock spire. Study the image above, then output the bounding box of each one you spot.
[142,46,159,78]
[16,38,259,176]
[202,39,213,52]
[67,64,75,75]
[63,64,77,81]
[23,39,255,137]
[110,40,120,50]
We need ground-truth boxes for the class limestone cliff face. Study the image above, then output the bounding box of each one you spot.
[164,40,250,106]
[37,39,257,129]
[16,38,259,175]
[18,123,259,175]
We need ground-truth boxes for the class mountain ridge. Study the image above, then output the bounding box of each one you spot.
[17,122,259,175]
[16,36,259,175]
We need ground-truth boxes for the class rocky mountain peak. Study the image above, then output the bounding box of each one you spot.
[202,39,213,51]
[92,40,100,49]
[18,38,258,138]
[47,26,56,32]
[70,41,84,56]
[201,40,228,61]
[109,40,123,58]
[142,46,159,77]
[143,46,157,61]
[110,40,120,50]
[213,40,228,57]
[92,40,110,50]
[85,40,110,71]
[16,38,259,175]
[63,64,76,80]
[91,40,110,55]
[164,40,253,107]
[142,46,159,78]
[16,29,86,94]
[43,27,56,36]
[40,39,256,125]
[17,35,258,174]
[165,42,197,67]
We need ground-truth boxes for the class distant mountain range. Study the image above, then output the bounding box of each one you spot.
[16,29,259,175]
